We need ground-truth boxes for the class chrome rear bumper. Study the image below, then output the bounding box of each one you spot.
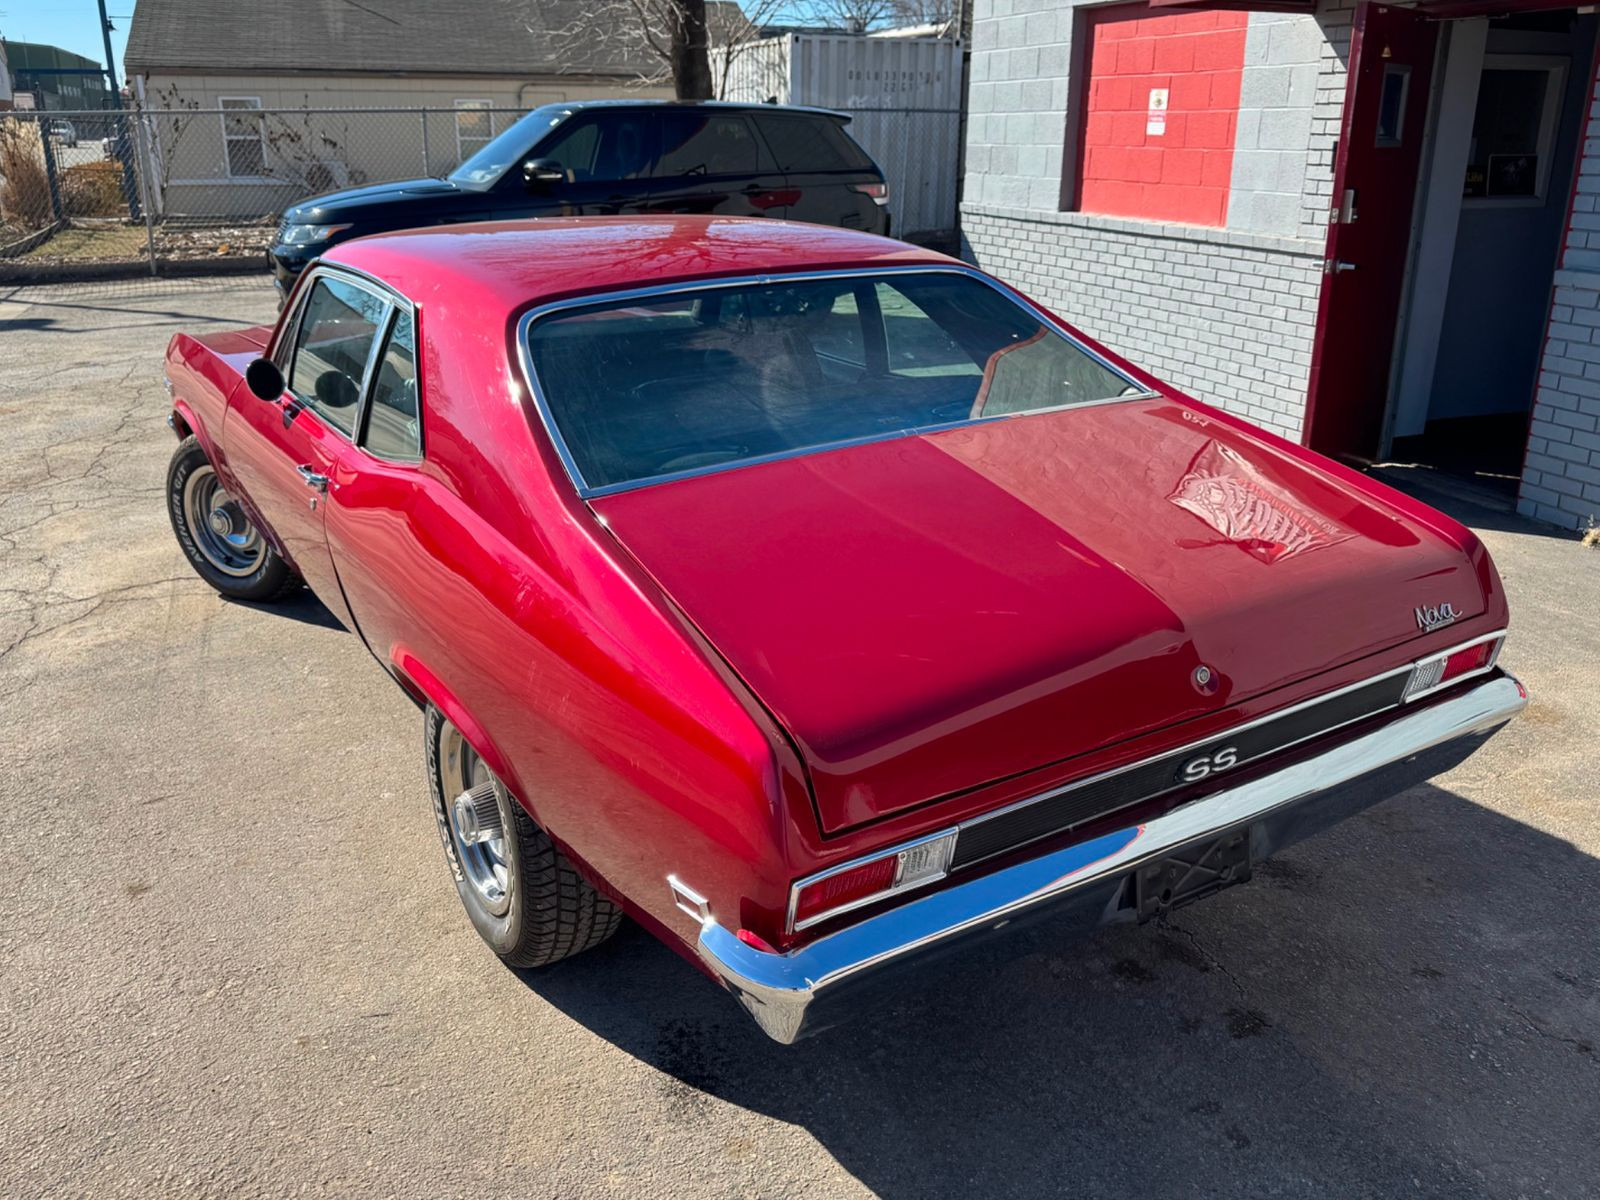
[697,673,1526,1043]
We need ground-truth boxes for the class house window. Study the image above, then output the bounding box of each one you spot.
[455,100,493,164]
[220,97,265,177]
[1462,57,1567,203]
[1068,3,1249,227]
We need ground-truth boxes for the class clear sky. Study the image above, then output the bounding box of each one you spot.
[0,0,133,81]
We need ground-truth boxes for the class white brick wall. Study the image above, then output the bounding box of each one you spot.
[1521,269,1600,531]
[962,206,1322,439]
[1517,53,1600,532]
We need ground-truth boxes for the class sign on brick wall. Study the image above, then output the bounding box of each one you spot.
[1077,5,1247,227]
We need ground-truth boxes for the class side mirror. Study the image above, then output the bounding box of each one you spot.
[522,157,565,189]
[245,357,285,401]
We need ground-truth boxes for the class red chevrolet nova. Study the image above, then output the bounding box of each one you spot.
[163,216,1524,1042]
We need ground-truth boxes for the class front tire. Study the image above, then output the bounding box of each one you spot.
[425,706,621,968]
[166,436,299,602]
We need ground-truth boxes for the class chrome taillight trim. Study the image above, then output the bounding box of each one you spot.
[1402,631,1506,703]
[788,827,959,933]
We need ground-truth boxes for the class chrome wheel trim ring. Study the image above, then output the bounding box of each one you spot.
[182,464,265,578]
[439,722,513,917]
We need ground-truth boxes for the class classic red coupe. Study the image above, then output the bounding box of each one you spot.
[163,217,1525,1042]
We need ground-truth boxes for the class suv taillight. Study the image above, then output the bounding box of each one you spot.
[850,181,890,206]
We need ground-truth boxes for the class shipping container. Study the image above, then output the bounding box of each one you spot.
[716,34,963,243]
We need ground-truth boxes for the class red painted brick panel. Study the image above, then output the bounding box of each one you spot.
[1077,3,1247,227]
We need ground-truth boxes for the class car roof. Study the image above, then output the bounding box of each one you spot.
[546,99,852,122]
[323,216,958,318]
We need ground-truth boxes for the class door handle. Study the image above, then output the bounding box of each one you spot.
[1323,259,1358,275]
[297,464,329,493]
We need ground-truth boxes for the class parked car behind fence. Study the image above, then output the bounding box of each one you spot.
[2,101,951,281]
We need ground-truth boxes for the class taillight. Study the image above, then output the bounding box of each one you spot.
[850,181,890,206]
[789,828,958,931]
[1404,634,1503,701]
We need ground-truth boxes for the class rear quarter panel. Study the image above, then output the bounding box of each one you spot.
[323,295,814,953]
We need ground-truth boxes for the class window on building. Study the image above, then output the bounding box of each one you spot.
[1068,3,1249,227]
[1462,58,1566,202]
[220,97,265,178]
[454,100,493,164]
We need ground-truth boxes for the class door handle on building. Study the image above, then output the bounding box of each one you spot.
[1324,259,1358,275]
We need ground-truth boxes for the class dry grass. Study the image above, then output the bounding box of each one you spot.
[20,225,148,261]
[0,122,53,229]
[1582,523,1599,549]
[61,161,127,218]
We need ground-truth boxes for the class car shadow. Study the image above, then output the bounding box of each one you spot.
[231,589,346,630]
[512,782,1597,1197]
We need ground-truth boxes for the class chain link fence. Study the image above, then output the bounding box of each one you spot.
[1,102,959,282]
[0,106,532,282]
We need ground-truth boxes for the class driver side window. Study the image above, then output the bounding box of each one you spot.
[288,277,388,437]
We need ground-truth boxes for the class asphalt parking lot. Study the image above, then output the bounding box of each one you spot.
[1,278,1597,1199]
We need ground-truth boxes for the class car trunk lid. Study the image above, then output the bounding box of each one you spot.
[591,399,1487,833]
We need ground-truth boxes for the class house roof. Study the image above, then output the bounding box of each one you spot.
[125,0,755,79]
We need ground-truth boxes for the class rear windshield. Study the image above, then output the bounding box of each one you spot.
[524,271,1145,492]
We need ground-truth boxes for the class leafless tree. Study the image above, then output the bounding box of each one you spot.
[806,0,895,34]
[886,0,957,30]
[544,0,732,99]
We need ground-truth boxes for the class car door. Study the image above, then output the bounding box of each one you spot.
[222,271,391,627]
[494,110,662,216]
[649,110,789,218]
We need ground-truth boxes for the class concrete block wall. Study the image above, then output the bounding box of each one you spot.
[963,208,1322,438]
[1228,7,1338,238]
[1520,52,1600,533]
[962,0,1350,438]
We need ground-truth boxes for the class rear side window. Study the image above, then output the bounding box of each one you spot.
[362,315,421,462]
[288,277,388,437]
[524,271,1143,492]
[540,112,657,182]
[656,111,760,177]
[755,113,872,173]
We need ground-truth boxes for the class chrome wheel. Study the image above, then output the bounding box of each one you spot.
[182,464,264,578]
[439,723,513,916]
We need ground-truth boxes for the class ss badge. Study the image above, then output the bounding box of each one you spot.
[1179,745,1239,783]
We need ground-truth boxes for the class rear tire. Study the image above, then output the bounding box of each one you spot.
[166,436,299,602]
[425,706,621,968]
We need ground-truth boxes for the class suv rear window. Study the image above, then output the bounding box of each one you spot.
[754,113,873,172]
[524,271,1144,492]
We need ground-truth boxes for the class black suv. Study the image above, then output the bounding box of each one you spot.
[268,100,891,295]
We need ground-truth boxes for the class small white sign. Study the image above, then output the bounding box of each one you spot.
[1146,87,1169,137]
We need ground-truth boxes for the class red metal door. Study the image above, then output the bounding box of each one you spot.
[1303,2,1438,461]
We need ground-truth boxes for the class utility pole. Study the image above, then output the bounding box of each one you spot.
[97,0,142,220]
